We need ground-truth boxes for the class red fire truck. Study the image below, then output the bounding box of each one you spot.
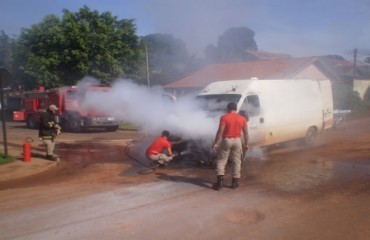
[13,85,122,132]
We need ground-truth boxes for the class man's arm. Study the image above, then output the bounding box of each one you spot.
[213,123,225,151]
[242,124,249,150]
[166,147,174,157]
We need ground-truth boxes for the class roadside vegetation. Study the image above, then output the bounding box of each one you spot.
[119,122,138,131]
[0,153,15,165]
[333,83,370,119]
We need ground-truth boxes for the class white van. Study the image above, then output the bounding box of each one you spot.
[196,79,333,147]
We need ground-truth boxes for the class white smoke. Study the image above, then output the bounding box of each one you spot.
[79,77,219,142]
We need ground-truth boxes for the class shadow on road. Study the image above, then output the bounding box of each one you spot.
[155,172,213,189]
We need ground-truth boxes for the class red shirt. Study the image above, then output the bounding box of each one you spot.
[220,112,247,138]
[146,136,172,155]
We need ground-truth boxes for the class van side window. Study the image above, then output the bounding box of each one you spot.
[240,95,260,117]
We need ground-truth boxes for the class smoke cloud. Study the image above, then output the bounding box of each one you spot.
[79,77,219,143]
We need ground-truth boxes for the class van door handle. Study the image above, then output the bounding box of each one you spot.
[260,118,264,123]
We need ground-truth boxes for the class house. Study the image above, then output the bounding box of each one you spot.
[245,50,291,60]
[165,56,370,102]
[165,57,332,96]
[317,57,370,101]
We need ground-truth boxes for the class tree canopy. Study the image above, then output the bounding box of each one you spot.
[16,6,142,88]
[141,33,192,85]
[205,27,258,63]
[0,31,13,70]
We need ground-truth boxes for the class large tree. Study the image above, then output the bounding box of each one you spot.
[141,33,192,85]
[205,27,258,63]
[0,31,13,70]
[0,30,24,89]
[16,6,142,89]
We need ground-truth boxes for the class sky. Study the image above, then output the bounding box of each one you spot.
[0,0,369,60]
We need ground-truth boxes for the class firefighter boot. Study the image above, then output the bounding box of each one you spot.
[231,178,240,189]
[213,175,224,191]
[46,155,58,161]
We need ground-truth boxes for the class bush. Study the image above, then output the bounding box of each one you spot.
[348,91,370,118]
[332,83,370,118]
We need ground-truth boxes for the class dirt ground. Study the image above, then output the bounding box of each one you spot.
[0,117,370,240]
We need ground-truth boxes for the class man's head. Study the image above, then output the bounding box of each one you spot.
[161,130,170,138]
[227,102,237,112]
[48,104,58,113]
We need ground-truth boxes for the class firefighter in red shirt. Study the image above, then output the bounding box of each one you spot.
[212,102,249,190]
[146,130,174,166]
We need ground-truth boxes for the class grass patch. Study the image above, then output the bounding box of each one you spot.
[119,122,138,131]
[0,153,15,165]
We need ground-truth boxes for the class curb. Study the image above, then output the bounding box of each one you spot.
[0,156,58,182]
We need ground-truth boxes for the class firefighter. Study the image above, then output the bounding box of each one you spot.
[212,102,249,191]
[39,104,61,161]
[146,130,175,166]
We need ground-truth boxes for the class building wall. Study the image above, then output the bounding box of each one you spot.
[294,65,328,80]
[354,79,370,100]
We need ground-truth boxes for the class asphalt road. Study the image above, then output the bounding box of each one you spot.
[0,118,370,240]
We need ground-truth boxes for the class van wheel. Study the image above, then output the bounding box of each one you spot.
[303,127,317,146]
[26,116,37,129]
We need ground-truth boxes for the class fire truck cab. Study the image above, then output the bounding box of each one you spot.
[13,86,122,132]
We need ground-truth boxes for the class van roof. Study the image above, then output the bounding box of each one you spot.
[198,79,254,95]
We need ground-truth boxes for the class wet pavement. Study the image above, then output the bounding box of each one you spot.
[2,117,370,194]
[1,118,370,240]
[2,137,370,194]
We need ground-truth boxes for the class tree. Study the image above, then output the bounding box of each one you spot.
[0,30,25,89]
[205,27,258,63]
[16,6,142,89]
[0,31,13,70]
[141,33,192,85]
[365,56,370,64]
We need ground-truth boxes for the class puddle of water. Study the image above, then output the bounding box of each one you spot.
[56,143,126,168]
[55,141,370,192]
[246,158,370,192]
[333,159,370,179]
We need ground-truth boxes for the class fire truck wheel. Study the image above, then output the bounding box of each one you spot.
[105,125,119,132]
[26,116,37,129]
[66,120,81,132]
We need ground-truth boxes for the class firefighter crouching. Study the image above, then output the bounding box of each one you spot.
[39,104,61,161]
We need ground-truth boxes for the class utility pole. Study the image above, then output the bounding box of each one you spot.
[0,69,10,158]
[353,48,358,80]
[144,45,150,139]
[145,45,150,87]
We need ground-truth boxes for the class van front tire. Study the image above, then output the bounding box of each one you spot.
[303,127,317,146]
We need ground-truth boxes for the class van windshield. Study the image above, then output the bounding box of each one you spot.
[196,94,241,112]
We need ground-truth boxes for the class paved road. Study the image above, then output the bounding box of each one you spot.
[0,118,370,240]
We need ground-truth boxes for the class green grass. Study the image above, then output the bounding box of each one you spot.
[0,153,15,165]
[119,122,139,131]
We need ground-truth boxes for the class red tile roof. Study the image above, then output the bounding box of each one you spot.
[165,57,317,89]
[245,50,291,60]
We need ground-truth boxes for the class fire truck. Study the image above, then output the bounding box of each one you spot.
[13,85,122,132]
